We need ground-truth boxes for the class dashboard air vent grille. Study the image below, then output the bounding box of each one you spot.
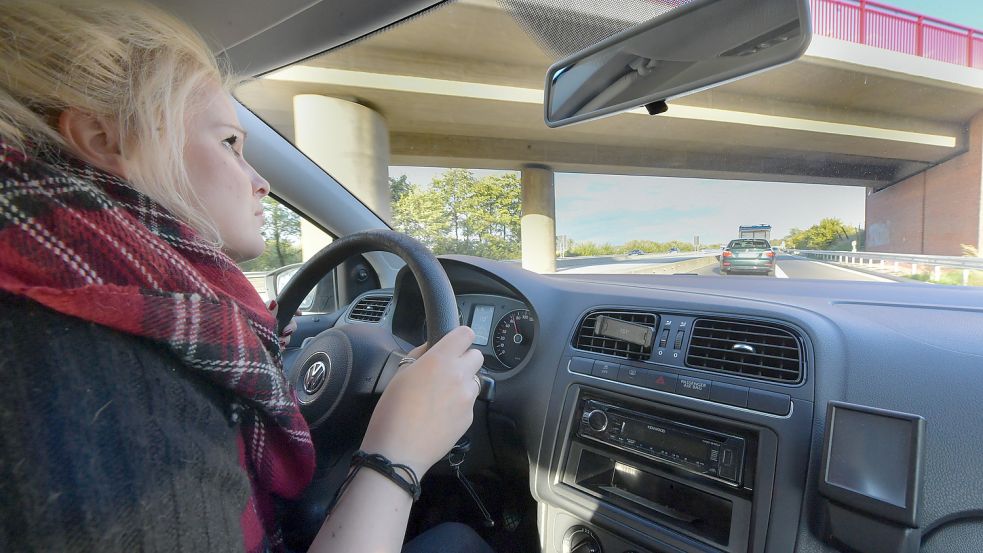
[686,318,803,383]
[348,295,393,323]
[573,310,657,361]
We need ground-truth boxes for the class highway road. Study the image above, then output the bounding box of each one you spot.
[560,253,894,282]
[557,253,709,273]
[687,254,893,282]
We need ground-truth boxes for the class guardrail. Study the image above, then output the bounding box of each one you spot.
[795,249,983,284]
[810,0,983,69]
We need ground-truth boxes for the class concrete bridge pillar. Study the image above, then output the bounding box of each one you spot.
[293,95,391,260]
[866,110,983,256]
[521,165,557,273]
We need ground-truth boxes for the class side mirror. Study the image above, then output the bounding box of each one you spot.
[266,263,337,313]
[544,0,811,127]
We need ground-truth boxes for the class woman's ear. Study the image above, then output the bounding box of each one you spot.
[57,109,129,178]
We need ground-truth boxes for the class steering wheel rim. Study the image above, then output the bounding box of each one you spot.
[273,229,460,430]
[275,228,458,348]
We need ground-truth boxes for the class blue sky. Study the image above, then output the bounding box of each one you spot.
[391,167,866,245]
[884,0,983,29]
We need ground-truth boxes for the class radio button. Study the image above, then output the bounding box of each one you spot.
[677,376,711,400]
[586,409,608,432]
[719,462,738,481]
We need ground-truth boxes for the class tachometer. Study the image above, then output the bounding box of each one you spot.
[493,309,535,369]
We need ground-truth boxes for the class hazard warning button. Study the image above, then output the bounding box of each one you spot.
[642,370,677,393]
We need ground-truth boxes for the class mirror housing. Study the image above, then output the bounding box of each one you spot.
[544,0,812,127]
[266,263,320,312]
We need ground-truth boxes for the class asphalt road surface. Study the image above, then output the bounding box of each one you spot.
[689,254,893,282]
[557,253,892,281]
[557,253,708,273]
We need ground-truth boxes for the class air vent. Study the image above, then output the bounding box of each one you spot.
[686,318,803,383]
[573,310,657,361]
[348,295,393,323]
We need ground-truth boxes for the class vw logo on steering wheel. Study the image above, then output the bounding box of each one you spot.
[304,359,329,394]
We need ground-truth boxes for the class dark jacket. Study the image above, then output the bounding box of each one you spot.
[0,294,251,552]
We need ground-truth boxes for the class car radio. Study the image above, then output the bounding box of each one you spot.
[578,399,746,486]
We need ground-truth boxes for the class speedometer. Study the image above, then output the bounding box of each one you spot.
[493,309,535,369]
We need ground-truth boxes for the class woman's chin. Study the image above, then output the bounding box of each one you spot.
[225,240,267,263]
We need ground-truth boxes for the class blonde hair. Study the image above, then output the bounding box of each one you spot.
[0,0,239,243]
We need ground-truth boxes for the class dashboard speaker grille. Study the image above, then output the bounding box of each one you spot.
[573,310,657,361]
[348,295,393,323]
[686,318,803,383]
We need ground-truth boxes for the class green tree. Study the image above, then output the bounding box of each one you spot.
[782,218,855,250]
[389,174,413,204]
[237,197,302,272]
[392,186,449,249]
[261,197,301,266]
[391,169,522,260]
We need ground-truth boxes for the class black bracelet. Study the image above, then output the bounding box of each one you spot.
[327,450,422,514]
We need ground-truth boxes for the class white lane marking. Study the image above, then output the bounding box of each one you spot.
[774,264,789,279]
[786,255,895,282]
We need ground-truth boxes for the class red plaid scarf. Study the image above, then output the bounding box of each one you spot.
[0,138,315,552]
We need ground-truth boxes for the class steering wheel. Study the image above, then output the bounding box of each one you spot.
[273,229,459,429]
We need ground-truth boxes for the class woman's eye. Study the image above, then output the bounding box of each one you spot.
[222,135,241,157]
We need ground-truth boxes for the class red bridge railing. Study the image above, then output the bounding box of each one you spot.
[810,0,983,69]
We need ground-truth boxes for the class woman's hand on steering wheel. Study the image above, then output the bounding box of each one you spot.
[269,300,299,350]
[358,326,483,477]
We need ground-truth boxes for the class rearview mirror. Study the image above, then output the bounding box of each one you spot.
[544,0,811,127]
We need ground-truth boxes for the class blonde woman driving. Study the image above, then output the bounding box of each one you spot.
[0,1,494,552]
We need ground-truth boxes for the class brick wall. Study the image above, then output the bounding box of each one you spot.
[865,111,983,255]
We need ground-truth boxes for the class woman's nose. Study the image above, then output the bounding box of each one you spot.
[250,166,270,198]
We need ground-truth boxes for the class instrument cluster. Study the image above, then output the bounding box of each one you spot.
[456,294,536,371]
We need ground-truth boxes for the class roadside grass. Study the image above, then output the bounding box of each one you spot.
[907,270,983,286]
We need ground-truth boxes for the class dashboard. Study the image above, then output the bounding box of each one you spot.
[335,255,983,553]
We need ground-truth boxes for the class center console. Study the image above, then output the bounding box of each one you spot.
[534,309,815,553]
[555,389,771,553]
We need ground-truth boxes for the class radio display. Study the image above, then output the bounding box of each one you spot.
[625,422,710,461]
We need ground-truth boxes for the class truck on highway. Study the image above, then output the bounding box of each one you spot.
[739,224,772,241]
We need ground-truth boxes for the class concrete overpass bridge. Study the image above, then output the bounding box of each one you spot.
[236,0,983,270]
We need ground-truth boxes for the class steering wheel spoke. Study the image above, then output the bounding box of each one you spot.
[275,229,458,430]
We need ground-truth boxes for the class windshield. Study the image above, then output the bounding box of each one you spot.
[236,0,983,288]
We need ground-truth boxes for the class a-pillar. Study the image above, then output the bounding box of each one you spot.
[293,95,391,260]
[521,165,557,273]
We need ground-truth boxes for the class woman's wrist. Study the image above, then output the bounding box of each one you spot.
[348,451,422,502]
[357,444,430,478]
[358,431,434,477]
